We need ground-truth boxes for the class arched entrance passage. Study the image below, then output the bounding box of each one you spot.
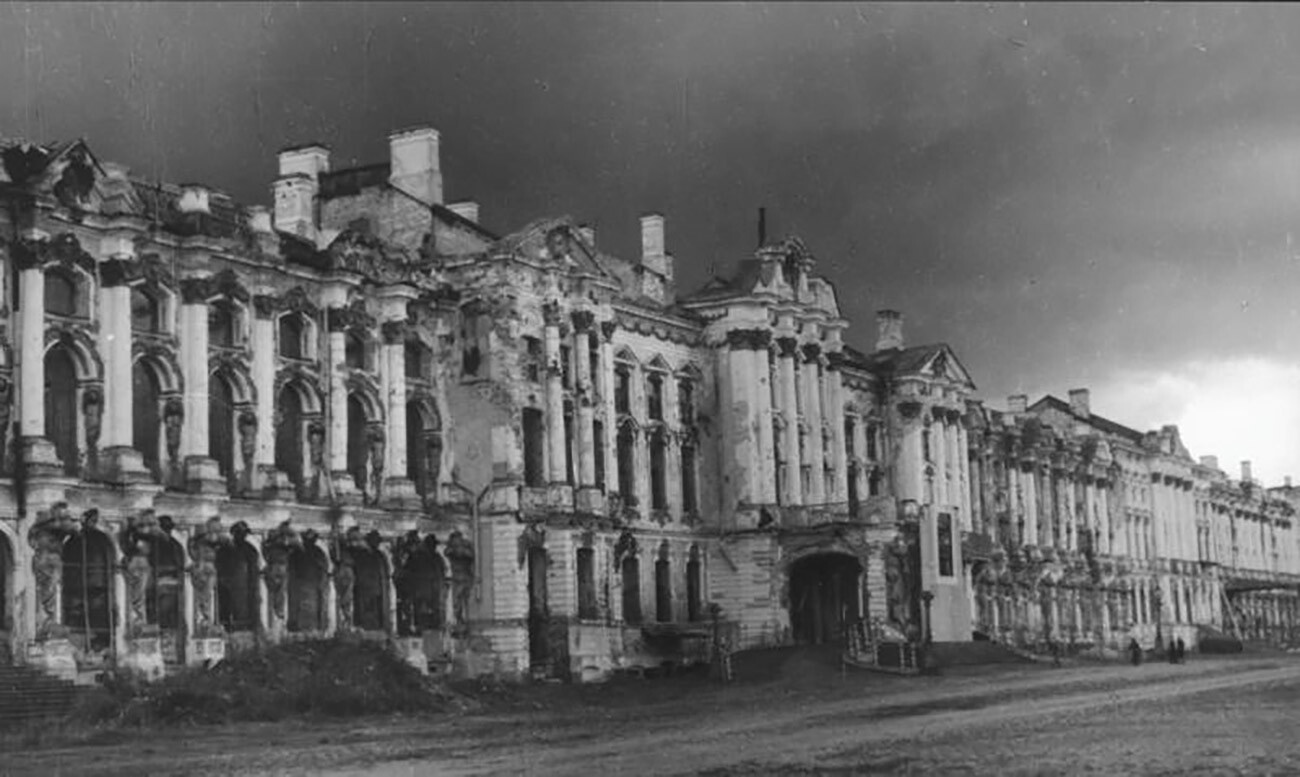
[789,553,861,646]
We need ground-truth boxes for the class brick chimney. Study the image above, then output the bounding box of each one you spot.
[1068,388,1090,418]
[272,143,329,240]
[638,213,674,305]
[389,126,443,206]
[1242,460,1253,483]
[875,310,903,351]
[1007,394,1028,414]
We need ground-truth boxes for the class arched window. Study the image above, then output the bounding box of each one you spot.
[147,537,184,631]
[617,424,636,504]
[62,531,113,651]
[275,386,304,490]
[208,301,237,348]
[279,315,305,359]
[353,549,386,632]
[287,546,326,633]
[132,361,162,480]
[217,541,259,632]
[347,394,369,496]
[345,330,366,370]
[45,270,77,317]
[407,401,441,498]
[621,555,642,624]
[655,553,672,623]
[44,344,79,477]
[131,287,161,332]
[209,374,236,491]
[522,408,545,487]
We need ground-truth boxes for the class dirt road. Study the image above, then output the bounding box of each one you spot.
[6,655,1299,776]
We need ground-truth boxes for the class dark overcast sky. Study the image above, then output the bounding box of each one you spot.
[4,2,1300,480]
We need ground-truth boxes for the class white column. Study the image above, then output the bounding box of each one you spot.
[381,320,410,480]
[325,320,349,477]
[827,360,848,504]
[802,346,825,504]
[98,281,133,448]
[574,320,596,487]
[251,302,276,472]
[777,338,802,505]
[754,341,776,505]
[600,322,617,490]
[543,307,566,484]
[664,375,682,515]
[178,280,210,458]
[18,264,45,436]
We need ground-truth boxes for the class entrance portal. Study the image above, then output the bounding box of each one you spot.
[526,547,550,672]
[789,554,861,645]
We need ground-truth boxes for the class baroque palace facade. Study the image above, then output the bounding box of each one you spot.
[0,127,1295,683]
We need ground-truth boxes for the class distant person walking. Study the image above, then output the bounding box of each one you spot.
[1129,638,1143,666]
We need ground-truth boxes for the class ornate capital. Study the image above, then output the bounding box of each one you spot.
[381,319,407,344]
[826,350,845,372]
[800,342,821,364]
[898,400,923,420]
[725,328,771,351]
[599,320,618,342]
[100,258,136,288]
[180,277,210,305]
[776,337,799,359]
[253,295,280,319]
[542,301,563,328]
[571,310,595,333]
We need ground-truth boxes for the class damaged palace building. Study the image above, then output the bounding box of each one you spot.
[0,127,1297,684]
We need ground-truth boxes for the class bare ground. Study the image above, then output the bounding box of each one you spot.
[4,652,1298,776]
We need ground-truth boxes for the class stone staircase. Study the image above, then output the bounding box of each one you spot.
[926,640,1036,668]
[0,663,80,726]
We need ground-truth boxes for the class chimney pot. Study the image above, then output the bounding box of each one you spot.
[1007,394,1028,414]
[389,126,443,205]
[875,310,904,351]
[447,200,479,224]
[178,185,210,215]
[247,205,273,235]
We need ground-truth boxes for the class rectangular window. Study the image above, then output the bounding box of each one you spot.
[593,419,606,490]
[563,403,575,485]
[938,512,954,577]
[561,344,572,389]
[681,443,698,514]
[678,380,694,426]
[522,408,545,487]
[648,375,664,421]
[650,434,668,510]
[524,337,542,383]
[615,368,631,415]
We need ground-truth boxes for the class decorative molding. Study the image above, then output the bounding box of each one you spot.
[381,319,408,345]
[599,320,618,342]
[725,328,771,351]
[571,310,595,333]
[776,337,799,359]
[800,342,821,364]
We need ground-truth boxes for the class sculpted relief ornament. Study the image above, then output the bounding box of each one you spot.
[28,503,80,640]
[189,517,231,637]
[120,510,163,637]
[263,521,303,622]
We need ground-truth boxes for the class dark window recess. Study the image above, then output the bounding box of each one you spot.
[44,345,78,477]
[217,542,259,632]
[45,271,77,316]
[678,380,694,425]
[617,425,636,502]
[279,315,304,359]
[353,550,386,631]
[655,557,672,623]
[405,339,425,379]
[563,403,575,485]
[131,287,160,332]
[524,337,542,383]
[523,408,546,487]
[208,302,236,348]
[62,532,113,651]
[848,464,860,514]
[275,386,304,490]
[588,333,600,390]
[147,539,184,630]
[938,512,954,577]
[461,314,483,377]
[560,344,572,389]
[922,428,932,463]
[621,556,642,624]
[647,375,664,421]
[681,443,698,514]
[866,423,879,460]
[593,419,606,490]
[345,331,366,370]
[287,547,326,633]
[869,470,882,497]
[845,418,856,458]
[686,551,703,622]
[133,361,162,480]
[650,433,667,510]
[576,548,597,620]
[209,375,237,493]
[773,422,784,503]
[614,367,631,415]
[347,395,369,496]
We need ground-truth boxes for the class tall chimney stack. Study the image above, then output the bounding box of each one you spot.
[1068,388,1091,419]
[1242,460,1253,483]
[875,310,903,351]
[388,126,443,205]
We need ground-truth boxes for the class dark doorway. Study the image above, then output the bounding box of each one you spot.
[132,361,162,480]
[62,531,114,651]
[789,554,861,645]
[526,547,550,671]
[287,546,326,633]
[148,537,185,663]
[353,549,386,632]
[217,542,259,632]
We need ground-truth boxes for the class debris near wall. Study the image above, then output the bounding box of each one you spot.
[72,638,475,727]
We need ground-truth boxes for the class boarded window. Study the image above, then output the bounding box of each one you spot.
[576,548,597,620]
[523,408,545,487]
[621,556,642,624]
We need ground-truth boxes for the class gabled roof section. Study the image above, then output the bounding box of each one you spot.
[857,343,976,390]
[490,216,616,281]
[1029,395,1143,444]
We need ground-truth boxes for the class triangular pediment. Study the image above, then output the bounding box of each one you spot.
[492,217,615,280]
[918,345,976,389]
